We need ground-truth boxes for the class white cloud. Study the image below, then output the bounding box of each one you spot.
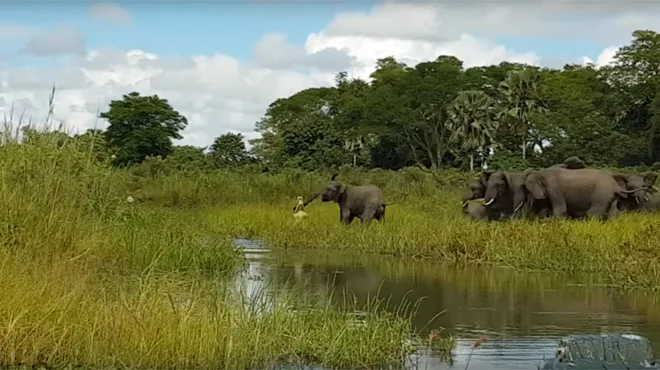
[581,45,620,68]
[21,24,86,57]
[90,3,133,26]
[0,1,651,149]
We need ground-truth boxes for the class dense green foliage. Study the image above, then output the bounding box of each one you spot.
[5,27,660,370]
[248,30,660,171]
[60,30,660,176]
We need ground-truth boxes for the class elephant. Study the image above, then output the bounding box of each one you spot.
[467,156,587,221]
[640,191,660,212]
[302,174,388,225]
[611,171,658,212]
[523,167,644,220]
[551,156,587,169]
[482,169,535,220]
[463,200,493,221]
[462,173,507,220]
[525,156,588,219]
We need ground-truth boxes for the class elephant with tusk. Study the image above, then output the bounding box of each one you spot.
[611,171,658,212]
[461,174,506,221]
[479,156,588,220]
[303,174,389,225]
[481,168,535,220]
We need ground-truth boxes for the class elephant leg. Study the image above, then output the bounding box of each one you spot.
[606,198,620,220]
[360,208,377,224]
[340,208,354,225]
[586,201,610,220]
[549,197,567,218]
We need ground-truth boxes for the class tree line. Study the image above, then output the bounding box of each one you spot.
[21,29,660,173]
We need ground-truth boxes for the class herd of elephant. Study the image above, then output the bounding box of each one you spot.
[462,156,660,221]
[296,157,660,225]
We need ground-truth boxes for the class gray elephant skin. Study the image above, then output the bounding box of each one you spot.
[612,171,658,212]
[523,167,643,220]
[303,174,388,225]
[482,169,534,220]
[463,156,587,221]
[463,201,495,221]
[462,176,504,220]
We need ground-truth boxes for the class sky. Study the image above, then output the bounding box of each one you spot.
[0,0,659,149]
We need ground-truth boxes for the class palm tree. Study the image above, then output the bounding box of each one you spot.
[498,69,548,163]
[446,90,499,171]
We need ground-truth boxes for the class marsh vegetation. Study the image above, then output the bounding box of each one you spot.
[5,28,660,369]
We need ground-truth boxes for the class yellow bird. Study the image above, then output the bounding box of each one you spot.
[293,196,308,219]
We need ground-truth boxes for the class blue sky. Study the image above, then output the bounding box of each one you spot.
[0,1,615,68]
[0,1,374,62]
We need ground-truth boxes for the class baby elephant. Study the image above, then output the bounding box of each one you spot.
[463,201,489,220]
[303,174,388,225]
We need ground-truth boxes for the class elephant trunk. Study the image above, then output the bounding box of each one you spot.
[620,186,653,204]
[303,193,321,207]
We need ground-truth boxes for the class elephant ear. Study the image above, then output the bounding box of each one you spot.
[641,171,658,187]
[522,167,538,177]
[612,174,632,198]
[525,174,546,200]
[612,173,630,189]
[481,170,494,184]
[338,184,347,195]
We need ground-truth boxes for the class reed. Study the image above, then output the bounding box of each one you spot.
[0,94,443,369]
[0,257,423,369]
[204,201,660,291]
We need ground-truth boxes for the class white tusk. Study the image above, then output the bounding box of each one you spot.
[484,198,494,206]
[636,197,640,204]
[462,200,469,207]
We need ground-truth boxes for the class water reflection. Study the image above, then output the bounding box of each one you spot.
[232,238,273,313]
[232,240,660,370]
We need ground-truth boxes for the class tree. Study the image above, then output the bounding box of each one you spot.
[498,69,548,163]
[247,28,660,171]
[100,92,188,167]
[210,133,250,167]
[251,87,349,170]
[165,145,212,171]
[365,55,466,168]
[446,90,498,171]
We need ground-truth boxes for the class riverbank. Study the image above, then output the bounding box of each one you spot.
[0,254,422,369]
[0,131,445,369]
[206,201,660,291]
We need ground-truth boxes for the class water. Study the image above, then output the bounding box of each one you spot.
[232,239,660,369]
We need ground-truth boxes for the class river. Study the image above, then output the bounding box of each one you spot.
[232,238,660,370]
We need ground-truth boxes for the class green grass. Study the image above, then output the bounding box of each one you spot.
[6,97,660,368]
[202,199,660,291]
[0,257,422,369]
[0,121,450,369]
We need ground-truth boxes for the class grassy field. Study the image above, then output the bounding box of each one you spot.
[203,197,660,291]
[0,128,441,369]
[104,145,660,292]
[4,119,660,369]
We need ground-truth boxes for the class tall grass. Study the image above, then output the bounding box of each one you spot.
[0,93,437,369]
[202,200,660,290]
[0,259,419,369]
[117,137,660,291]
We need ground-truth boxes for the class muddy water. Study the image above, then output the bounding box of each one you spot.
[233,239,660,369]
